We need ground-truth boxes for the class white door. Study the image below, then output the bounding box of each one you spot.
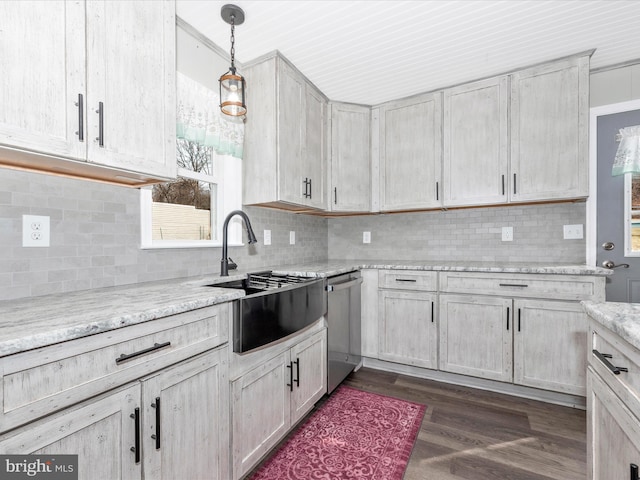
[591,101,640,301]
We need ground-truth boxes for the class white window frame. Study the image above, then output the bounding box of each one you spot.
[140,151,243,249]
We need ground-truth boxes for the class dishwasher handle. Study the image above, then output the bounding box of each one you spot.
[326,277,363,292]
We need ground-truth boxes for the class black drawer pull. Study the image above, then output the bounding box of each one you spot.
[499,283,529,288]
[632,464,639,480]
[96,101,104,147]
[593,349,629,375]
[75,93,84,141]
[294,358,300,388]
[395,278,417,283]
[506,307,510,331]
[130,407,141,464]
[116,341,171,364]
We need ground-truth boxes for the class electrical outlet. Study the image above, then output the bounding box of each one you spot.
[563,224,584,240]
[363,231,371,244]
[501,226,513,242]
[263,229,271,245]
[289,231,295,245]
[23,215,50,247]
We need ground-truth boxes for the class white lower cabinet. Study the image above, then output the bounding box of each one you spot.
[378,290,437,369]
[231,329,327,480]
[439,295,588,395]
[0,348,229,480]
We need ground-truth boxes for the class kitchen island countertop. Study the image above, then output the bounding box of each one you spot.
[582,300,640,351]
[0,261,609,357]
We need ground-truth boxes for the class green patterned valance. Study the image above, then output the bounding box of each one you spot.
[176,72,244,159]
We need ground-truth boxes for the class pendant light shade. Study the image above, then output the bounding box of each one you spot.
[219,4,247,117]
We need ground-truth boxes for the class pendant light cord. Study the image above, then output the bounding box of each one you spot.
[229,16,236,74]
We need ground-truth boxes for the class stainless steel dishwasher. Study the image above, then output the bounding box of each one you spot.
[326,270,363,393]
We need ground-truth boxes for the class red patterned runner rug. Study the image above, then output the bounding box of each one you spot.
[249,385,426,480]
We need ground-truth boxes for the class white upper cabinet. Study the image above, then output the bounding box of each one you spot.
[380,93,442,211]
[510,55,589,202]
[243,54,327,210]
[0,0,176,185]
[0,1,85,160]
[443,76,509,207]
[329,102,371,212]
[85,0,176,179]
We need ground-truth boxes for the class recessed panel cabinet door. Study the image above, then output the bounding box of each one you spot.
[443,76,509,207]
[380,93,442,211]
[86,0,176,179]
[513,299,587,395]
[439,294,512,382]
[588,370,640,480]
[0,1,86,160]
[0,384,140,480]
[379,290,438,369]
[304,86,326,209]
[330,103,371,212]
[142,349,229,480]
[290,330,327,424]
[510,56,589,201]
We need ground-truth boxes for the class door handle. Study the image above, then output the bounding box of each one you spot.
[602,260,630,269]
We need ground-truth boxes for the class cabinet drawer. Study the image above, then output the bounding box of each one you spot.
[590,322,640,420]
[0,304,228,433]
[378,270,437,291]
[439,272,600,300]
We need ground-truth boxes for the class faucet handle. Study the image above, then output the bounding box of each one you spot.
[227,257,237,270]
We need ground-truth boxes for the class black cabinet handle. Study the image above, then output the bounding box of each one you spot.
[395,278,417,283]
[95,101,104,147]
[75,93,84,141]
[294,358,300,388]
[334,187,337,205]
[116,341,171,364]
[308,178,312,199]
[436,181,439,201]
[513,173,517,195]
[130,407,141,464]
[150,397,161,449]
[499,283,528,288]
[518,308,521,332]
[501,174,505,195]
[431,301,434,323]
[631,463,639,480]
[506,307,510,331]
[593,349,629,375]
[286,361,293,391]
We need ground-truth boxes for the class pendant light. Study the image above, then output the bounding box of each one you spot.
[219,4,247,117]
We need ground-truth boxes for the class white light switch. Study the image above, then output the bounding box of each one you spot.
[563,224,584,239]
[501,226,513,242]
[363,231,371,244]
[263,230,271,245]
[289,231,295,245]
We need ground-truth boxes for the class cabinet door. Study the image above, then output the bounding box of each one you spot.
[443,76,509,207]
[510,55,589,202]
[277,61,305,204]
[86,0,176,179]
[439,294,512,382]
[0,384,140,480]
[232,352,290,479]
[588,369,640,480]
[0,1,85,160]
[142,348,229,480]
[514,299,587,395]
[304,85,326,209]
[380,93,442,211]
[290,330,327,424]
[379,290,438,369]
[330,103,371,211]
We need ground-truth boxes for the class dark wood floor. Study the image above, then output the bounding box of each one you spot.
[343,367,586,480]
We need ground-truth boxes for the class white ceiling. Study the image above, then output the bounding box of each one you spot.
[177,0,640,106]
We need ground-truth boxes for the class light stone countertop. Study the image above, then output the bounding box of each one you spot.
[0,261,609,357]
[582,301,640,351]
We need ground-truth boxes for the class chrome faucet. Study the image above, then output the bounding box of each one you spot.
[221,210,258,276]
